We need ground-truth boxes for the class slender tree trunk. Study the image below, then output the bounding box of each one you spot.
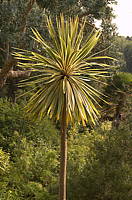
[7,80,17,103]
[20,0,35,34]
[59,96,67,200]
[0,56,17,89]
[113,94,126,128]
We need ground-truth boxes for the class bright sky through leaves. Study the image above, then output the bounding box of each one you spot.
[113,0,132,36]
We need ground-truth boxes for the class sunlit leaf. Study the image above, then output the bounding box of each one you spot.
[13,14,114,125]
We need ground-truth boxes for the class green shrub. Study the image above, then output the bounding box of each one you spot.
[0,98,59,199]
[68,125,132,200]
[0,98,131,200]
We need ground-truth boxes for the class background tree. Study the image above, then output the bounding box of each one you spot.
[0,0,117,93]
[114,35,132,73]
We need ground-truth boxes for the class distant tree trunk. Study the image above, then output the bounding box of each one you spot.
[59,95,67,200]
[113,94,126,128]
[20,0,36,34]
[7,80,17,103]
[0,56,16,89]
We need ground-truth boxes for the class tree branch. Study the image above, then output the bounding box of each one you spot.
[6,70,31,79]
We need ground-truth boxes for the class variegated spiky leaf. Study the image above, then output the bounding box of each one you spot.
[13,15,115,125]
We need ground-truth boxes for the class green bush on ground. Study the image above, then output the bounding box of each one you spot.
[0,98,131,200]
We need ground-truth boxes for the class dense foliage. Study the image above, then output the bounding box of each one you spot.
[101,72,132,127]
[0,99,59,199]
[0,99,131,200]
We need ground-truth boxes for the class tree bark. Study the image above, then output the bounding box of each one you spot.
[6,70,31,79]
[59,96,67,200]
[0,66,31,89]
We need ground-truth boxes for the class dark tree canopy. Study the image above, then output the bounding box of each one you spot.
[0,0,117,98]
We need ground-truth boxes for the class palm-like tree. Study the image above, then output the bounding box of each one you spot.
[13,15,113,200]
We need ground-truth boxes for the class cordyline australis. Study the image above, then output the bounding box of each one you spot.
[13,14,115,200]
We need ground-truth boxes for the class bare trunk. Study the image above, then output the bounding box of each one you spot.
[59,96,67,200]
[113,94,126,128]
[0,69,31,79]
[20,0,35,34]
[0,67,31,89]
[7,80,17,103]
[0,56,17,89]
